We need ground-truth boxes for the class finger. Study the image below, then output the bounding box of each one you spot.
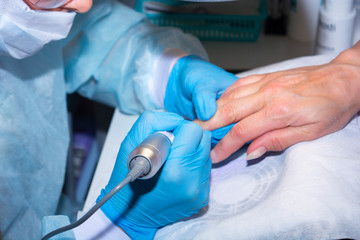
[193,90,217,121]
[196,130,212,174]
[197,93,264,131]
[220,71,311,108]
[223,75,263,94]
[193,71,237,121]
[222,67,315,102]
[217,82,262,109]
[222,72,286,95]
[246,125,317,160]
[173,129,211,206]
[125,111,184,150]
[210,124,234,146]
[210,107,291,163]
[163,129,211,198]
[170,121,205,156]
[210,128,247,164]
[198,68,321,133]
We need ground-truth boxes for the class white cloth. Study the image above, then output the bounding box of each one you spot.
[42,210,130,240]
[73,210,130,240]
[154,54,360,239]
[0,0,75,59]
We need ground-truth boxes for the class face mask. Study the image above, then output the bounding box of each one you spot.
[0,0,76,59]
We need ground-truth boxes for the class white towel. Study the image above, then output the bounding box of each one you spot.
[155,54,360,240]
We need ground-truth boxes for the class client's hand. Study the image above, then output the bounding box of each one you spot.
[196,42,360,163]
[98,111,211,239]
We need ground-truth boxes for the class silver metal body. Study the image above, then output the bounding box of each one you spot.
[127,132,172,179]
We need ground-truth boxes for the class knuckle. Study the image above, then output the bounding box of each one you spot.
[238,75,259,85]
[262,81,285,99]
[270,135,286,151]
[231,123,248,138]
[301,126,322,140]
[226,89,237,101]
[220,103,237,123]
[266,102,292,120]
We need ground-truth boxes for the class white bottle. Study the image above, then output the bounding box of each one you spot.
[316,0,356,55]
[353,0,360,44]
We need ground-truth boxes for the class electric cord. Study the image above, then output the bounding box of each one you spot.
[42,131,172,239]
[41,158,151,240]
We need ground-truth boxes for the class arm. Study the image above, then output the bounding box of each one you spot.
[63,0,237,119]
[196,41,360,163]
[63,0,206,114]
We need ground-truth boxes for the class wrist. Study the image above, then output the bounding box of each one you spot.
[331,43,360,114]
[149,48,188,109]
[333,41,360,66]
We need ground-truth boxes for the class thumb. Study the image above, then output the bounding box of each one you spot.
[193,90,217,121]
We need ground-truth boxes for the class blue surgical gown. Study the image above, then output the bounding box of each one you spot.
[0,0,207,239]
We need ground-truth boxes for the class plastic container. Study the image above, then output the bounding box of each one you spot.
[353,0,360,44]
[316,0,356,54]
[134,0,267,41]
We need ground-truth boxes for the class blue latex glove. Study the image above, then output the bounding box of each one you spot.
[97,111,212,239]
[165,55,238,121]
[211,124,235,147]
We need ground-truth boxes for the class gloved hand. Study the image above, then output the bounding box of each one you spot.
[165,55,238,121]
[97,111,212,240]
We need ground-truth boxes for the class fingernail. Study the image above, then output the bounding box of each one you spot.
[246,146,266,161]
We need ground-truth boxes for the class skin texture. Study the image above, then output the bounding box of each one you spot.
[23,0,92,13]
[196,42,360,163]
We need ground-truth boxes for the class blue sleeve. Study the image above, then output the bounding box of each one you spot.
[63,0,208,114]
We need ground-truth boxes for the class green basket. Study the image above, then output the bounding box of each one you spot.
[135,0,267,41]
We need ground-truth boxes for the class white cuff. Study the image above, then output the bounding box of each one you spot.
[149,48,188,109]
[73,209,131,240]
